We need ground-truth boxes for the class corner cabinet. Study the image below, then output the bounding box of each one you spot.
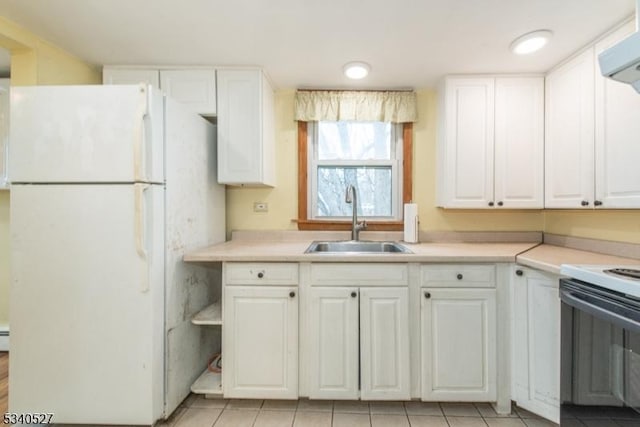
[307,264,411,400]
[222,263,298,399]
[420,265,497,401]
[216,69,276,187]
[594,21,640,208]
[437,76,544,209]
[544,49,596,209]
[102,67,217,116]
[0,79,9,189]
[511,266,560,423]
[545,19,640,209]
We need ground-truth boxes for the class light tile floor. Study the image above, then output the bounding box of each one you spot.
[157,396,561,427]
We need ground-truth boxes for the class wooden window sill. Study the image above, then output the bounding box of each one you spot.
[296,219,404,231]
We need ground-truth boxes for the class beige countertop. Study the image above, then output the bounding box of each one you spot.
[184,239,540,263]
[184,231,640,273]
[515,244,640,275]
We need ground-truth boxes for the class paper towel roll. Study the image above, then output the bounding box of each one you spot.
[403,203,419,243]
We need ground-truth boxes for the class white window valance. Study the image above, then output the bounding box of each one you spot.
[294,90,417,123]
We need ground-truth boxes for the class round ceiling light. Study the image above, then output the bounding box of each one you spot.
[510,30,553,55]
[343,61,371,79]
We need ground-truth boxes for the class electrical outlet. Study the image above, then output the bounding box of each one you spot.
[253,202,268,212]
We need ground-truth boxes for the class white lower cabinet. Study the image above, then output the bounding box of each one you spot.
[421,287,497,401]
[511,267,560,423]
[308,287,359,399]
[223,285,298,399]
[360,287,411,400]
[308,286,410,400]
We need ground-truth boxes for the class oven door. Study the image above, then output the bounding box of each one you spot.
[560,278,640,423]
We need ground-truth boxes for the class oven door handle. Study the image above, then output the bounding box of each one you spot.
[560,288,640,334]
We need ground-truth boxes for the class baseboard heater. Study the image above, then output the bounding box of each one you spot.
[0,328,9,351]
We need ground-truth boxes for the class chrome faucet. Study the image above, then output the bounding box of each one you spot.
[345,184,367,241]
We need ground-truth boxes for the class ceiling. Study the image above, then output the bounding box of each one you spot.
[0,0,636,89]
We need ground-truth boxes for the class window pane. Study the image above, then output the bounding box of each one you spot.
[316,167,392,217]
[318,121,391,160]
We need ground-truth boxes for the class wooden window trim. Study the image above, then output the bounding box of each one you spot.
[297,121,413,231]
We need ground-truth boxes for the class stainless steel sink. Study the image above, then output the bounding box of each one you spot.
[305,240,412,254]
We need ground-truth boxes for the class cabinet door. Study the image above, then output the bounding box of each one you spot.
[223,286,298,399]
[439,77,495,208]
[494,77,544,208]
[360,287,411,400]
[217,70,274,186]
[308,287,359,399]
[512,268,560,423]
[421,288,496,401]
[102,68,160,90]
[545,48,595,208]
[0,78,8,188]
[594,21,640,208]
[160,69,217,116]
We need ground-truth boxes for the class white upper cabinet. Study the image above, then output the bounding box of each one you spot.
[216,69,276,187]
[438,77,494,208]
[545,19,640,209]
[160,70,216,117]
[0,79,9,189]
[594,21,640,208]
[102,68,160,90]
[494,78,544,208]
[103,67,216,117]
[437,76,543,209]
[545,49,596,209]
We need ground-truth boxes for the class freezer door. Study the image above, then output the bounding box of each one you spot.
[9,184,165,424]
[10,85,164,184]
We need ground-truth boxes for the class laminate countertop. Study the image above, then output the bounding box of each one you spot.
[185,237,640,274]
[184,239,540,263]
[515,244,640,275]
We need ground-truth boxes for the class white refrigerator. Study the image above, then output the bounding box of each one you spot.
[9,85,225,424]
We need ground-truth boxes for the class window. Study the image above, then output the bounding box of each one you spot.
[297,121,413,231]
[310,120,402,219]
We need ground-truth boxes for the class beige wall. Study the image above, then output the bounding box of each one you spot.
[226,90,299,233]
[226,90,545,234]
[544,211,640,244]
[0,16,101,326]
[227,89,640,244]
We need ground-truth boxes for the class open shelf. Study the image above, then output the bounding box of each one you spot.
[192,301,222,325]
[190,368,222,395]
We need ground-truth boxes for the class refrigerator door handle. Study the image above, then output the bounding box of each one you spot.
[134,183,150,293]
[133,85,149,182]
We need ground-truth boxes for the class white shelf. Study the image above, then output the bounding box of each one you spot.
[191,369,222,395]
[192,301,222,325]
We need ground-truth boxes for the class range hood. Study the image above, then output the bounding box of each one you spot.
[598,0,640,92]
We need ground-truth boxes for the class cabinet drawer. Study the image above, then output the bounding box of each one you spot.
[225,262,298,285]
[421,264,495,288]
[311,263,408,286]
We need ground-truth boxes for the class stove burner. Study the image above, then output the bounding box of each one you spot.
[604,268,640,280]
